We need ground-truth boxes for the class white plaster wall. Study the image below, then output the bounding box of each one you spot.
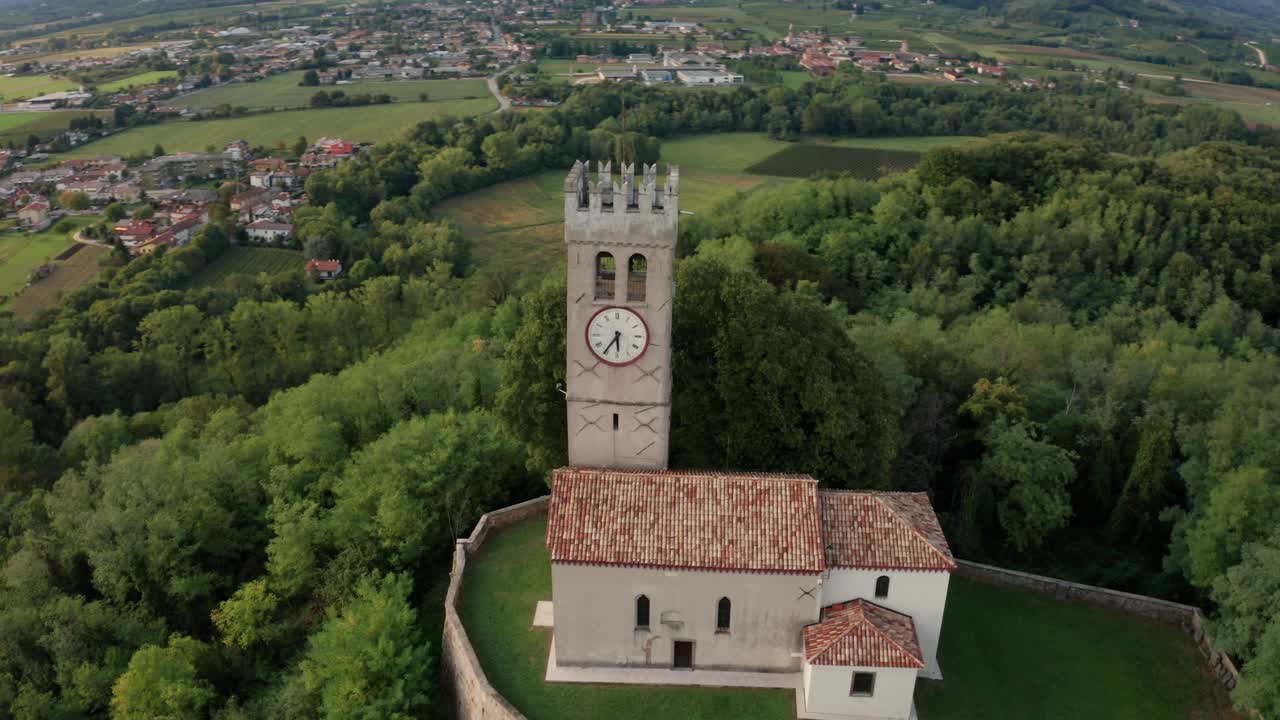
[552,563,821,671]
[804,663,917,720]
[821,570,950,678]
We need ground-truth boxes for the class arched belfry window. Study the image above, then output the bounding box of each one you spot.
[875,576,890,599]
[595,252,616,300]
[636,595,650,628]
[716,597,731,632]
[627,254,648,302]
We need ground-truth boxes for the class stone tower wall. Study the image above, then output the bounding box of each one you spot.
[563,161,679,469]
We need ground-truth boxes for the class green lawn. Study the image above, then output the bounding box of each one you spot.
[460,515,1239,720]
[61,97,496,158]
[0,111,112,145]
[184,245,306,289]
[172,73,489,110]
[0,217,95,301]
[0,74,79,101]
[97,70,177,93]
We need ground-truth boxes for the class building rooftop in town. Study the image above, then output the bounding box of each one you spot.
[804,599,924,668]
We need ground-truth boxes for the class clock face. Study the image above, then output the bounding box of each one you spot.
[586,306,649,366]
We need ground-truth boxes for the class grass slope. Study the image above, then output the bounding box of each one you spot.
[459,517,796,720]
[0,74,78,101]
[8,242,107,317]
[0,110,113,145]
[97,71,178,93]
[61,98,495,158]
[172,73,489,110]
[0,217,95,302]
[460,516,1239,720]
[184,245,305,289]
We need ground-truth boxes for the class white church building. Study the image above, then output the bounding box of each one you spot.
[544,162,953,720]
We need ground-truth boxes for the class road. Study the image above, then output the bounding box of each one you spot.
[488,64,515,113]
[1245,42,1268,67]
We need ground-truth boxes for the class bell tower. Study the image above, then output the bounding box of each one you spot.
[564,160,678,469]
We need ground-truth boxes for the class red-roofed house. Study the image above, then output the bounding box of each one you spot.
[305,258,342,280]
[17,202,51,230]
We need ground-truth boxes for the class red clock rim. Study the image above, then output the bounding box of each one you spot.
[585,305,650,367]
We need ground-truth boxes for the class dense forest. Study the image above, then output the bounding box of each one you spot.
[1,73,1278,717]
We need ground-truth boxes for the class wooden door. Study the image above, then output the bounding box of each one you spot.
[673,640,693,669]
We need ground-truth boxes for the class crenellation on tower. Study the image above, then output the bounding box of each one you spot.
[563,161,680,223]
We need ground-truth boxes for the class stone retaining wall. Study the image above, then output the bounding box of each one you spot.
[955,560,1259,718]
[442,496,549,720]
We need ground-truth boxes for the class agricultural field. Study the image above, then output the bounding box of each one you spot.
[0,74,79,101]
[173,73,489,110]
[96,70,178,93]
[0,110,112,144]
[0,216,97,307]
[436,133,978,277]
[184,245,306,289]
[8,242,109,318]
[61,97,496,158]
[747,144,924,179]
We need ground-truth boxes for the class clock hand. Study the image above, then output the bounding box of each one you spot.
[606,331,621,356]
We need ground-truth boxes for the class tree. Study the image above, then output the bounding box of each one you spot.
[212,579,284,650]
[110,636,216,720]
[57,190,90,211]
[152,144,166,158]
[970,419,1076,552]
[104,202,126,222]
[132,205,155,221]
[1109,407,1176,549]
[301,69,321,86]
[292,135,309,157]
[670,256,896,487]
[496,277,568,472]
[331,410,527,566]
[299,573,432,719]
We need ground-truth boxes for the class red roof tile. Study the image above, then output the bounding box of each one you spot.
[804,600,924,668]
[546,467,825,574]
[819,491,955,571]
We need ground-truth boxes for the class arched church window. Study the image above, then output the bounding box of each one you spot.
[627,254,648,302]
[636,595,650,628]
[595,252,616,300]
[875,576,890,599]
[716,597,731,632]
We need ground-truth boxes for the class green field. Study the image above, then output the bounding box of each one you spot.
[459,515,1238,720]
[747,144,923,179]
[173,73,489,110]
[0,110,112,145]
[97,70,177,93]
[62,98,496,158]
[185,245,306,289]
[0,74,78,101]
[0,216,95,304]
[9,242,108,317]
[437,133,978,277]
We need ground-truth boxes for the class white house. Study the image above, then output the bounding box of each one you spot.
[546,468,954,720]
[245,220,293,242]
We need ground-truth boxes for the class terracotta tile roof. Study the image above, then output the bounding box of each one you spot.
[804,600,924,668]
[819,491,955,571]
[546,467,825,574]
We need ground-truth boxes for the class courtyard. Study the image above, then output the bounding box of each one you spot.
[458,515,1241,720]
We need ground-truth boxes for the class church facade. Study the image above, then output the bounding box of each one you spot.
[546,162,952,720]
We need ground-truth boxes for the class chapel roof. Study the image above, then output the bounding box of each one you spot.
[803,599,925,669]
[546,467,825,574]
[818,490,956,571]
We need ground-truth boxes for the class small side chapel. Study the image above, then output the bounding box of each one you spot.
[545,162,953,720]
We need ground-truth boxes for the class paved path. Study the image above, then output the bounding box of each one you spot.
[487,64,516,112]
[1245,41,1267,67]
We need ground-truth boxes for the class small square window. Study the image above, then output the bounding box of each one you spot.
[851,672,876,697]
